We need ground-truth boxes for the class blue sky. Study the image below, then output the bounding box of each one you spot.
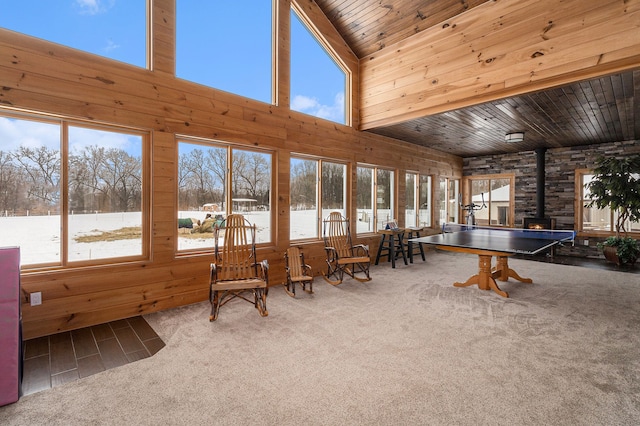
[0,0,346,126]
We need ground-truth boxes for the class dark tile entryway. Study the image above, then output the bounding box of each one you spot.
[21,316,164,396]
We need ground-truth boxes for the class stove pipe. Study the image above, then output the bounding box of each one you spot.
[535,147,547,218]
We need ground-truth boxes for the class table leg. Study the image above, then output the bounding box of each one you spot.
[453,254,508,298]
[397,233,407,266]
[390,235,396,268]
[492,256,533,283]
[375,234,386,265]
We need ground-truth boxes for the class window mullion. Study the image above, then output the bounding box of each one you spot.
[61,121,69,266]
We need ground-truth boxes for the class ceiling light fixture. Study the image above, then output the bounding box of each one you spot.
[505,132,525,143]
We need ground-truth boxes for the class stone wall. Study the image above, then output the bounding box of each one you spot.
[463,140,640,258]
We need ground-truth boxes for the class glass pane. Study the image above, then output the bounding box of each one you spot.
[438,178,447,226]
[447,179,459,223]
[177,1,272,103]
[405,173,416,227]
[356,167,374,233]
[470,179,489,226]
[0,117,61,266]
[628,219,640,233]
[177,142,227,251]
[376,169,393,230]
[418,175,431,227]
[583,205,612,231]
[321,161,346,219]
[67,127,143,262]
[231,149,272,243]
[582,174,594,198]
[290,9,346,124]
[490,178,510,226]
[0,1,147,68]
[290,158,317,240]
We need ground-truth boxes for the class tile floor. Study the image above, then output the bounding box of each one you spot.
[21,316,165,396]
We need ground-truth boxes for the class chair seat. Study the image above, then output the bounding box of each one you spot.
[290,274,312,282]
[337,256,370,265]
[212,278,268,291]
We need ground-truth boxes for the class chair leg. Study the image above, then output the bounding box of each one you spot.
[209,290,221,321]
[303,279,313,294]
[284,279,296,297]
[255,288,268,317]
[322,262,343,285]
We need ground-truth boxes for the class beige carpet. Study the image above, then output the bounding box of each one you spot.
[2,252,640,425]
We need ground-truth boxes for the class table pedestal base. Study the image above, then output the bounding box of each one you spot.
[452,254,532,298]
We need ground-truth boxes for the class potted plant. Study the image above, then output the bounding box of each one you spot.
[585,155,640,265]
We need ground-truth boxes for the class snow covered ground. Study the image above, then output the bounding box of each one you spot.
[2,209,395,266]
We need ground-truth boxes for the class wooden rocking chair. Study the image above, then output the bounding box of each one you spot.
[284,246,314,297]
[322,212,372,285]
[209,214,269,321]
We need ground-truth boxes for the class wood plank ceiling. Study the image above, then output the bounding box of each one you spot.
[315,0,640,158]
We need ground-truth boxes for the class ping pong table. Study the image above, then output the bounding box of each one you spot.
[410,223,576,297]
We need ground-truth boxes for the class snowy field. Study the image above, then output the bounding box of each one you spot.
[2,209,396,266]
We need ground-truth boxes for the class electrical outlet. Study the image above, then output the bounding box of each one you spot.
[583,239,589,246]
[30,292,42,306]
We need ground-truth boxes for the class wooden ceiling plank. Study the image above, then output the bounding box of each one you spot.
[360,0,640,129]
[362,8,640,110]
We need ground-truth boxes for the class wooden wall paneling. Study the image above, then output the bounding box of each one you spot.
[359,0,640,129]
[151,0,175,74]
[21,289,207,339]
[277,149,291,248]
[0,2,462,339]
[276,0,291,109]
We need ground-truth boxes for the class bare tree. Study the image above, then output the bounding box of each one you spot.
[0,151,24,214]
[12,145,60,212]
[290,159,317,210]
[233,151,270,204]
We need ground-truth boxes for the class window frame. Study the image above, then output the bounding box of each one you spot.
[0,108,150,270]
[405,172,433,228]
[462,174,515,227]
[289,154,348,241]
[0,0,150,69]
[437,177,460,227]
[175,0,274,104]
[289,2,351,126]
[356,164,396,234]
[575,169,640,236]
[176,136,275,254]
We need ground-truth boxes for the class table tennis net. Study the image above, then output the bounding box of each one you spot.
[441,223,576,244]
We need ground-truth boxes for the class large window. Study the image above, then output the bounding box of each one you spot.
[290,6,348,124]
[406,173,432,228]
[0,1,148,68]
[290,157,346,240]
[462,175,514,227]
[176,1,273,103]
[177,139,272,251]
[0,111,147,267]
[438,177,459,226]
[356,166,395,233]
[577,170,640,234]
